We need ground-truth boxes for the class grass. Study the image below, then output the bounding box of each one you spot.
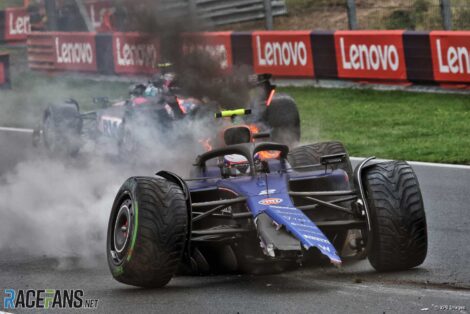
[279,87,470,164]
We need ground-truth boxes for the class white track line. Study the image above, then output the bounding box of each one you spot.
[0,126,469,169]
[0,126,35,134]
[350,157,470,170]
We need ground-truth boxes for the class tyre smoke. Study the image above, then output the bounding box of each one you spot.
[0,0,258,268]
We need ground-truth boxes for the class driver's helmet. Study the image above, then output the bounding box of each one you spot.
[224,154,250,176]
[223,154,264,177]
[144,84,161,97]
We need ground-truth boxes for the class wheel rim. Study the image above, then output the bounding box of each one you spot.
[111,199,133,264]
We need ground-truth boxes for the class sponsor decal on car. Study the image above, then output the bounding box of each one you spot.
[258,198,283,206]
[258,189,276,195]
[430,31,470,82]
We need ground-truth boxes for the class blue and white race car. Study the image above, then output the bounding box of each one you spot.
[106,112,428,288]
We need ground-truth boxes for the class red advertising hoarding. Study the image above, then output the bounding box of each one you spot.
[52,33,97,72]
[183,32,233,74]
[430,31,470,83]
[252,31,314,77]
[85,0,115,32]
[335,31,407,81]
[112,33,159,75]
[4,7,30,41]
[0,62,5,85]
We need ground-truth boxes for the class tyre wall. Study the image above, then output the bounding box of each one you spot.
[26,30,470,88]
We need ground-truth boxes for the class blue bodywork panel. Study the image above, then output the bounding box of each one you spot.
[188,166,343,265]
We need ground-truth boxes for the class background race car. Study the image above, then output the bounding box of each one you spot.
[33,73,301,160]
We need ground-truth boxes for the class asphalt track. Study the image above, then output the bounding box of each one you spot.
[0,129,469,314]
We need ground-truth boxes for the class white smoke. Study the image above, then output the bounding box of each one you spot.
[0,115,215,268]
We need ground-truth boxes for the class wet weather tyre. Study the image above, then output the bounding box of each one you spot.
[107,177,188,288]
[288,141,354,258]
[265,94,300,145]
[43,101,82,156]
[364,161,427,272]
[288,141,353,178]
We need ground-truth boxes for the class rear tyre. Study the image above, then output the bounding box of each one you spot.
[265,94,300,146]
[288,141,355,258]
[107,177,188,288]
[364,161,427,271]
[43,101,82,157]
[288,141,353,177]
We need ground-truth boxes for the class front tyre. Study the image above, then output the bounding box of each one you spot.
[364,161,428,271]
[107,177,188,288]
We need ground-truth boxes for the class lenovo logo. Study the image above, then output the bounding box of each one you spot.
[116,38,157,67]
[256,35,308,67]
[55,37,94,64]
[88,4,115,29]
[436,39,470,74]
[185,44,229,69]
[339,37,399,71]
[252,32,314,77]
[8,13,30,36]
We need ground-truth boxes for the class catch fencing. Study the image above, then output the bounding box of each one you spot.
[27,30,470,87]
[288,0,470,31]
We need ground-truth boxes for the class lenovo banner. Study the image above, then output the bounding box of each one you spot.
[112,33,159,74]
[53,33,97,71]
[85,0,115,32]
[430,31,470,83]
[183,32,233,74]
[252,31,314,77]
[4,7,30,41]
[335,31,407,81]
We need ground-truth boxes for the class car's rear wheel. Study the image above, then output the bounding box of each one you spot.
[363,161,427,271]
[107,177,188,288]
[288,141,359,259]
[265,94,300,146]
[43,101,82,157]
[288,141,353,178]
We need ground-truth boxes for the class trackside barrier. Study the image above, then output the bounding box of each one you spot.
[27,30,470,87]
[28,32,98,72]
[0,7,30,43]
[0,53,11,88]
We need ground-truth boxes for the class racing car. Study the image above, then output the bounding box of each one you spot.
[106,110,428,288]
[33,73,300,158]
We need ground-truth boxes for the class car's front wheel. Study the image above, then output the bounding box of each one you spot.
[364,161,428,271]
[107,176,188,288]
